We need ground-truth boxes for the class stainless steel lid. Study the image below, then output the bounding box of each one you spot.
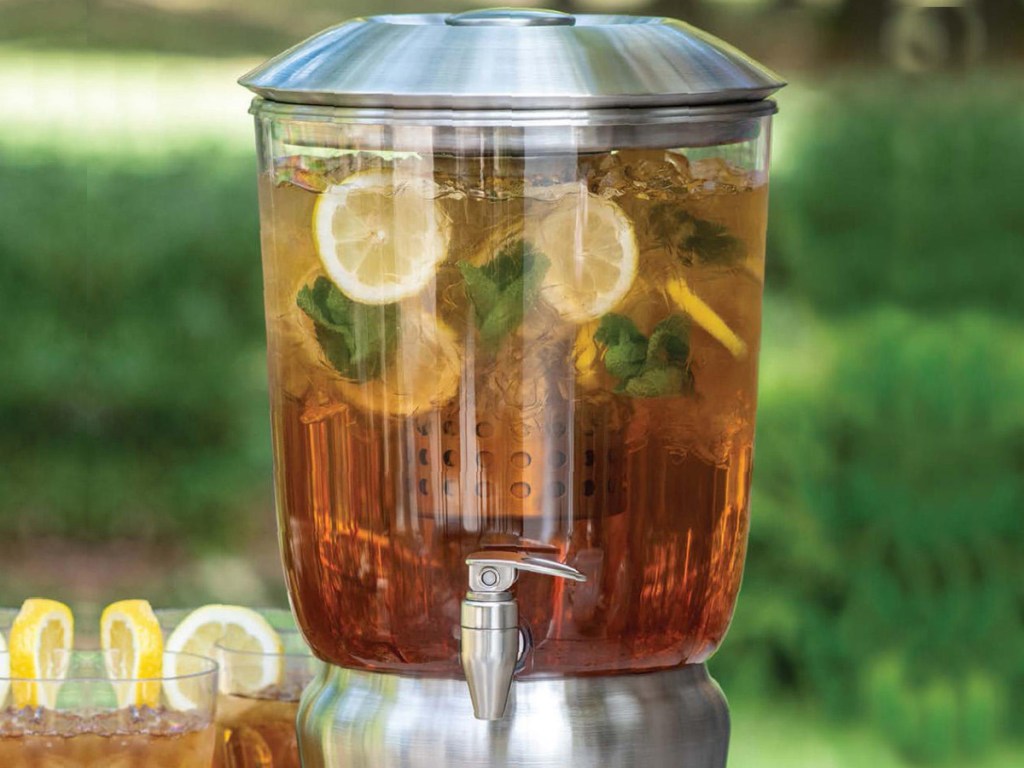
[240,9,784,111]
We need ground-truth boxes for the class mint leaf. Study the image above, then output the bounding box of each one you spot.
[594,314,648,380]
[624,366,687,399]
[459,240,549,350]
[649,204,744,267]
[458,263,501,320]
[594,313,693,397]
[296,277,398,380]
[647,315,691,369]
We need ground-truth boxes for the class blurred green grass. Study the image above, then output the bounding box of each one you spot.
[728,697,1024,768]
[0,51,1022,763]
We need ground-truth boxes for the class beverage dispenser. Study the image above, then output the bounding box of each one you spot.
[241,9,783,767]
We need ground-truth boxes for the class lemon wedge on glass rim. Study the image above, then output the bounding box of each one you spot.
[100,599,164,708]
[313,169,451,305]
[8,598,74,708]
[527,187,638,323]
[164,605,282,706]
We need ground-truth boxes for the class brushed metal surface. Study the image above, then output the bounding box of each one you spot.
[467,551,588,593]
[239,12,783,110]
[297,664,730,768]
[460,624,520,720]
[446,8,577,27]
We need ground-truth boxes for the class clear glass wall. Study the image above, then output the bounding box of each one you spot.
[254,104,772,677]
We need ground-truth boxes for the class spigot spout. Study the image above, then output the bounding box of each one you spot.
[460,596,519,720]
[460,551,586,721]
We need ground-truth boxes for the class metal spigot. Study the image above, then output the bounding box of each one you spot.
[460,551,586,721]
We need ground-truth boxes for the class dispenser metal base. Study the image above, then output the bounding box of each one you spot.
[297,664,730,768]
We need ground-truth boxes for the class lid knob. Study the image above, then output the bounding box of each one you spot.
[446,7,577,27]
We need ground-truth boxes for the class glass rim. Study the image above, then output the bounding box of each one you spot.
[251,97,774,152]
[213,637,314,660]
[154,606,300,630]
[250,96,779,124]
[0,649,218,684]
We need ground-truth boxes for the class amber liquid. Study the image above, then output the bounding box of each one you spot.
[215,691,300,768]
[0,708,215,767]
[260,149,768,677]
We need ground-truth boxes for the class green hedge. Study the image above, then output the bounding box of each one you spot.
[717,309,1024,760]
[768,76,1024,317]
[0,147,269,543]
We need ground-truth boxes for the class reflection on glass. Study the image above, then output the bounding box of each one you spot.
[256,120,771,678]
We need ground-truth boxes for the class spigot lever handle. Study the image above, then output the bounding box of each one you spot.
[466,551,587,593]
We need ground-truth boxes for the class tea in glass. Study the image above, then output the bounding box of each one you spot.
[0,650,216,767]
[215,625,320,768]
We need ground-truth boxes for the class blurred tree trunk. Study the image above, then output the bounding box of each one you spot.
[554,0,704,16]
[830,0,889,61]
[981,0,1024,63]
[639,1,708,24]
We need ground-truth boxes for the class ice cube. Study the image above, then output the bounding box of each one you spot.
[585,150,691,202]
[689,157,757,193]
[224,725,274,767]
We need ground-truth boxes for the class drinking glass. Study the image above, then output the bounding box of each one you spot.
[214,629,321,768]
[0,609,17,644]
[0,649,217,767]
[157,607,298,638]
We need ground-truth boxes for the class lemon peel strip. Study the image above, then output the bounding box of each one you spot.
[666,277,747,359]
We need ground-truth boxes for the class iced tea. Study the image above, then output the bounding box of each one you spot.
[258,137,770,676]
[0,708,215,767]
[0,650,217,767]
[215,683,303,768]
[214,629,319,768]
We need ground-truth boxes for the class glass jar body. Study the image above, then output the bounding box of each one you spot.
[254,104,773,678]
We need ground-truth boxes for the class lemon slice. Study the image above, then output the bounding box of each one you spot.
[9,599,74,708]
[332,309,461,417]
[313,170,451,304]
[164,605,282,707]
[100,599,163,708]
[666,277,747,359]
[530,190,638,323]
